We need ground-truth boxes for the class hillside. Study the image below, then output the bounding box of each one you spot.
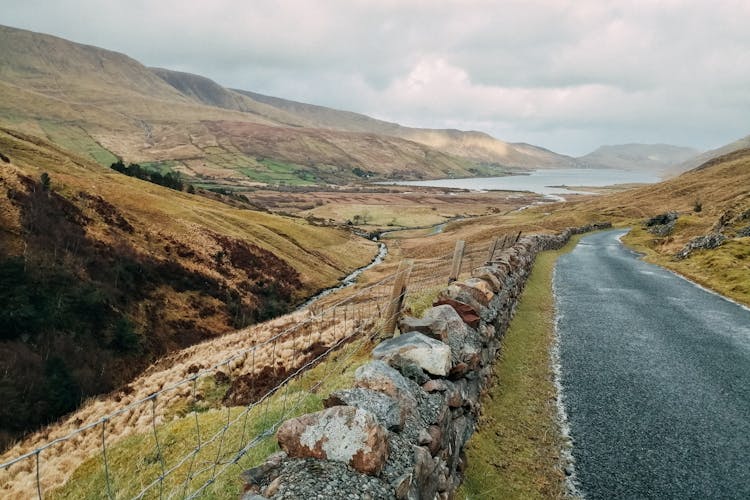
[0,24,576,188]
[236,89,577,169]
[673,134,750,173]
[577,143,700,174]
[0,128,376,448]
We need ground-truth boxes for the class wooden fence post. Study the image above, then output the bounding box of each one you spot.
[383,259,413,337]
[486,236,500,264]
[448,240,466,283]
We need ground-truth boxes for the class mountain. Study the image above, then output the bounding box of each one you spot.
[0,25,574,186]
[673,134,750,173]
[577,143,700,174]
[0,128,375,447]
[236,89,577,169]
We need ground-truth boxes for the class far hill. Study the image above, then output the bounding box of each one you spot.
[0,24,575,188]
[577,143,700,175]
[237,89,578,169]
[672,133,750,173]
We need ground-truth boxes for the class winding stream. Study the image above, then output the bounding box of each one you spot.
[296,242,388,310]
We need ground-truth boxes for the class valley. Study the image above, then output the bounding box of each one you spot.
[0,19,749,500]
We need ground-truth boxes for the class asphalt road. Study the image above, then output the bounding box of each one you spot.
[554,229,750,499]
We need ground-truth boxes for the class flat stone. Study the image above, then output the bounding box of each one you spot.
[324,387,404,431]
[373,331,451,376]
[421,304,473,343]
[354,360,417,412]
[398,316,433,336]
[276,406,389,475]
[456,278,495,306]
[470,266,503,292]
[432,297,481,329]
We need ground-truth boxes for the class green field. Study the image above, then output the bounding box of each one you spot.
[38,120,118,166]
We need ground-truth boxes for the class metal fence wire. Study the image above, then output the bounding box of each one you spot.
[0,236,508,499]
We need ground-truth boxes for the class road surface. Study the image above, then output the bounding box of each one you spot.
[554,229,750,499]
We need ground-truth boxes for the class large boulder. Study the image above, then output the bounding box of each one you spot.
[373,332,452,377]
[421,304,474,343]
[276,406,389,475]
[324,388,404,431]
[355,360,418,412]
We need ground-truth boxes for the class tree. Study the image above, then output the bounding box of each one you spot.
[40,172,51,191]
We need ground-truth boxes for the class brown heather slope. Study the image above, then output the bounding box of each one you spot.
[0,128,375,448]
[237,88,577,169]
[0,25,508,184]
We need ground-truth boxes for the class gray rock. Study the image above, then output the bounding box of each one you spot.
[324,387,404,431]
[276,406,389,475]
[355,360,418,412]
[676,232,726,259]
[373,332,452,376]
[420,305,473,356]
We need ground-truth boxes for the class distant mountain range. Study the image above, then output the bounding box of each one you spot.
[0,24,578,186]
[3,24,750,185]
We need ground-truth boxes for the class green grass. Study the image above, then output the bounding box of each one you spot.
[38,120,118,166]
[458,235,583,500]
[622,226,750,306]
[50,338,374,499]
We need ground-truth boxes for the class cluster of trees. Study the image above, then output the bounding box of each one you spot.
[110,160,190,192]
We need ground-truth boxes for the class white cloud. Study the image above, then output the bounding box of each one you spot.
[2,0,750,154]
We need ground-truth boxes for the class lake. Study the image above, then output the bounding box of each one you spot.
[384,168,661,196]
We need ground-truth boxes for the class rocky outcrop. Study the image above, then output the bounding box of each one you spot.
[676,232,726,259]
[646,211,679,236]
[241,222,611,499]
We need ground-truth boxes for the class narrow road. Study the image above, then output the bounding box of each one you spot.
[554,229,750,499]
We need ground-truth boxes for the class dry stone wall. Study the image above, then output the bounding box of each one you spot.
[241,223,611,500]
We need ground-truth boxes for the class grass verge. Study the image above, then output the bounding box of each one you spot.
[621,226,750,307]
[49,338,374,499]
[457,235,583,500]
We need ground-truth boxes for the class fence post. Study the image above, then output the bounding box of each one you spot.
[448,240,466,283]
[383,259,413,337]
[486,236,500,264]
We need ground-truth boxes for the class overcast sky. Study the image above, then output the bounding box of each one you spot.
[3,0,750,155]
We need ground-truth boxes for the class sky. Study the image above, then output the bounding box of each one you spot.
[2,0,750,156]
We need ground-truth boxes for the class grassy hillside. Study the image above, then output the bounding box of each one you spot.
[0,128,375,448]
[236,89,577,169]
[0,24,562,185]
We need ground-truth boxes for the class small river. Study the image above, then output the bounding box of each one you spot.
[383,168,660,195]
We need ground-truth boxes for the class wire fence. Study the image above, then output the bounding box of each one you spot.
[0,236,510,499]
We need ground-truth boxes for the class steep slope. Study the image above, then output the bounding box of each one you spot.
[673,134,750,173]
[0,128,375,448]
[0,25,477,182]
[236,89,578,168]
[577,143,700,174]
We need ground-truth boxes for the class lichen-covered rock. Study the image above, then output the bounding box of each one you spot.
[324,388,404,431]
[458,278,495,306]
[355,360,418,412]
[373,332,452,376]
[398,316,434,336]
[470,266,503,292]
[438,284,489,321]
[276,406,389,475]
[419,305,469,343]
[676,232,726,259]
